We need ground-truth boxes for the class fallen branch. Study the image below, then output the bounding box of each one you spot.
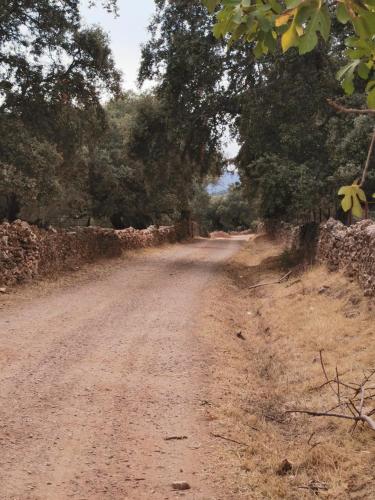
[210,432,250,447]
[164,435,188,441]
[287,409,375,430]
[287,352,375,432]
[297,481,328,492]
[285,278,301,288]
[248,270,292,290]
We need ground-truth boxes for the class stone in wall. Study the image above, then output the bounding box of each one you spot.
[0,220,40,285]
[0,221,188,288]
[318,218,375,296]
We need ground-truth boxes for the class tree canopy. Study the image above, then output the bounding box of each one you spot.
[0,1,121,223]
[2,0,373,230]
[203,0,375,108]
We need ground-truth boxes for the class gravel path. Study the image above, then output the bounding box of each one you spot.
[0,237,247,500]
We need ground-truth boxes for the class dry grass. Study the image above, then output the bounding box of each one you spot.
[202,234,375,499]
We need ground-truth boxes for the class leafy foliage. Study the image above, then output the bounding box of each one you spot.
[191,183,252,232]
[338,183,367,217]
[139,0,227,177]
[0,1,121,223]
[203,0,375,107]
[90,94,196,228]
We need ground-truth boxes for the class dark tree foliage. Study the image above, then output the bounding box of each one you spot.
[0,1,121,113]
[0,0,121,222]
[234,43,374,223]
[139,0,227,180]
[90,95,189,228]
[190,182,252,233]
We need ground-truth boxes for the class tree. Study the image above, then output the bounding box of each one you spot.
[190,182,252,232]
[234,45,345,222]
[0,2,121,114]
[0,116,62,221]
[203,1,375,221]
[203,0,375,108]
[90,94,186,228]
[139,0,227,189]
[0,1,121,223]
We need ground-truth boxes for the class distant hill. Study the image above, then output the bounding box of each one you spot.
[206,171,240,195]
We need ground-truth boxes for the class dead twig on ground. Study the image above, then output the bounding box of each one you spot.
[210,432,250,447]
[248,270,292,290]
[297,480,328,492]
[164,435,188,441]
[287,351,375,432]
[263,413,285,424]
[285,278,301,288]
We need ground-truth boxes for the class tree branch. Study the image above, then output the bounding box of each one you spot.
[360,128,375,187]
[248,270,292,290]
[327,99,375,115]
[288,353,375,432]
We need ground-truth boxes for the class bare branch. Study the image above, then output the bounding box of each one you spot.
[319,350,338,398]
[286,409,356,420]
[336,366,341,404]
[210,432,250,447]
[288,353,375,432]
[248,271,292,290]
[360,128,375,187]
[359,387,365,414]
[327,99,375,115]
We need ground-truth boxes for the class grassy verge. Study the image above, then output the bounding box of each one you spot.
[203,235,375,499]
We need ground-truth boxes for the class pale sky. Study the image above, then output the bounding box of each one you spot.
[80,0,156,90]
[80,1,239,159]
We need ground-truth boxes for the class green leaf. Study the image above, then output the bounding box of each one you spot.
[361,10,375,33]
[352,17,371,38]
[342,76,355,94]
[254,40,264,57]
[336,60,359,95]
[285,0,304,8]
[358,62,370,79]
[366,79,375,92]
[213,22,224,38]
[336,3,350,24]
[299,28,318,54]
[269,0,282,14]
[367,86,375,108]
[297,4,331,54]
[203,0,220,13]
[319,5,331,41]
[264,29,277,52]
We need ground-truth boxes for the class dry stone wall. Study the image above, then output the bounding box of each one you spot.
[262,218,375,295]
[0,220,188,287]
[271,222,301,250]
[318,218,375,296]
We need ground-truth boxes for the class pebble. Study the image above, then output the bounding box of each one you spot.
[172,481,191,491]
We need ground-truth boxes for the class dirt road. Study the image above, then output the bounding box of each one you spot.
[0,237,247,500]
